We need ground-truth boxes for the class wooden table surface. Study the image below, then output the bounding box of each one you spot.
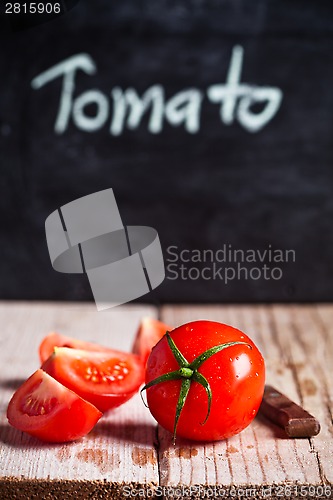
[0,302,332,499]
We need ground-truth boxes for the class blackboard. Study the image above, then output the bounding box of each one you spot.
[1,0,333,303]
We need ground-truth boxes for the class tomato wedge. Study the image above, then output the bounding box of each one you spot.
[132,317,172,365]
[39,332,113,364]
[42,347,145,412]
[7,370,102,443]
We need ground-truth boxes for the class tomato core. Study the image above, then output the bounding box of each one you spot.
[79,360,130,384]
[21,395,58,416]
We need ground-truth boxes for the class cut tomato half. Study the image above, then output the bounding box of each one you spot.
[132,317,172,365]
[42,347,145,412]
[39,332,113,364]
[7,369,102,443]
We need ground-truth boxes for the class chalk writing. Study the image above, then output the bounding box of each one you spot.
[31,46,283,135]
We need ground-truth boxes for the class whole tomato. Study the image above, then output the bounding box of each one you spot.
[143,320,265,442]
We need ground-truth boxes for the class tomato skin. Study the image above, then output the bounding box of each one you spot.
[145,321,265,442]
[132,318,172,366]
[7,370,102,443]
[39,332,112,364]
[42,347,145,413]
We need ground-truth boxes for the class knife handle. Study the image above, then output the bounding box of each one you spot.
[259,385,320,438]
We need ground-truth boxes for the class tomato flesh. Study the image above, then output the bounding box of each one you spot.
[132,317,172,365]
[145,320,265,441]
[7,370,102,442]
[42,347,145,412]
[39,332,113,364]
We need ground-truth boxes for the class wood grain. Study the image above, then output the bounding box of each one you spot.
[0,302,159,498]
[160,305,332,491]
[0,302,332,498]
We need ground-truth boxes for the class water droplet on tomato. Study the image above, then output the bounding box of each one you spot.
[229,357,232,362]
[252,409,256,415]
[236,375,239,378]
[255,372,259,377]
[149,358,157,370]
[236,356,239,360]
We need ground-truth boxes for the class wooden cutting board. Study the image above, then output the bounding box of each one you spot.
[0,302,332,499]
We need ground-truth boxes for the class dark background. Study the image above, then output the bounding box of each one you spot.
[1,0,333,304]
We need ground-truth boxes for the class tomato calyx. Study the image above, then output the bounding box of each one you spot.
[142,332,251,442]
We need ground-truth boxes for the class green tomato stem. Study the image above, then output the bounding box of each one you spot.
[166,332,190,367]
[142,331,250,442]
[179,367,193,378]
[189,341,249,370]
[173,378,191,444]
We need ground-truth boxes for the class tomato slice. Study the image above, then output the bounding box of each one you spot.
[39,332,113,364]
[42,347,145,413]
[7,370,102,443]
[132,317,172,365]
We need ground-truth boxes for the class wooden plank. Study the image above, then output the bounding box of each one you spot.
[0,302,159,498]
[1,302,332,498]
[159,305,329,491]
[270,305,333,484]
[237,305,325,484]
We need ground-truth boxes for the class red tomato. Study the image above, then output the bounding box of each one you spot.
[42,347,144,413]
[39,332,112,364]
[7,369,102,443]
[132,317,172,365]
[144,320,265,442]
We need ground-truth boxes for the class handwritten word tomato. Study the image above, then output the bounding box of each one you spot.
[42,347,144,412]
[39,332,113,364]
[142,320,265,441]
[132,318,172,366]
[7,370,102,442]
